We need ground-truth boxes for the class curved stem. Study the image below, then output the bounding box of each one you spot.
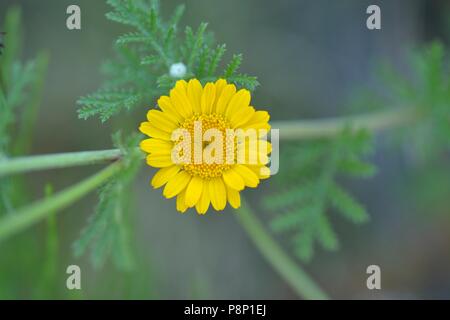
[0,149,122,176]
[236,198,329,300]
[272,107,421,140]
[0,162,122,242]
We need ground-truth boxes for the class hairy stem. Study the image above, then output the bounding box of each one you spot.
[236,198,329,300]
[13,52,50,155]
[0,107,421,177]
[0,149,122,176]
[272,107,421,140]
[0,162,122,242]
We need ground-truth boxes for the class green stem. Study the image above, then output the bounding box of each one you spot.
[0,107,421,177]
[236,198,329,300]
[13,52,49,155]
[272,107,421,140]
[0,149,122,176]
[0,162,122,242]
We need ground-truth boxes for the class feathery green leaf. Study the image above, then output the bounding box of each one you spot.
[78,0,259,122]
[264,129,375,261]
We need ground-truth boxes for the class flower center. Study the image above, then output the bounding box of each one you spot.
[177,113,234,179]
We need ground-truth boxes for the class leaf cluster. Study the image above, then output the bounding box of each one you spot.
[0,7,48,213]
[263,129,376,261]
[77,0,258,122]
[353,41,450,160]
[73,132,143,270]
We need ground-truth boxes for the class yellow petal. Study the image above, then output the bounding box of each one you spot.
[176,189,188,213]
[151,165,181,188]
[225,89,251,119]
[222,167,245,191]
[209,177,226,210]
[201,82,216,114]
[157,96,183,123]
[170,86,193,119]
[258,140,272,155]
[140,138,173,155]
[187,79,203,114]
[244,123,271,132]
[175,79,188,92]
[226,185,241,209]
[234,164,259,188]
[244,140,272,165]
[247,110,270,123]
[243,142,270,165]
[241,111,270,130]
[249,165,271,179]
[195,186,210,214]
[146,154,173,168]
[185,175,204,207]
[147,109,178,131]
[214,79,227,103]
[238,142,269,166]
[215,84,236,115]
[257,153,269,165]
[139,122,172,140]
[230,106,255,128]
[163,170,191,199]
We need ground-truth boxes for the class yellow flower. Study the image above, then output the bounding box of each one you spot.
[139,79,271,214]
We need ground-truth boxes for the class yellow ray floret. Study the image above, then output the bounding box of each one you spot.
[139,78,271,214]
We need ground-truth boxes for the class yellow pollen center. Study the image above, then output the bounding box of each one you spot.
[178,113,234,179]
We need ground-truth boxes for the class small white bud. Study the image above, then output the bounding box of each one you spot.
[169,62,187,78]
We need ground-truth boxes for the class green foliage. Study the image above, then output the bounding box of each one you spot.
[372,41,450,220]
[356,42,450,160]
[73,132,143,270]
[263,129,376,261]
[0,7,55,299]
[0,7,48,214]
[33,183,60,298]
[405,42,449,158]
[77,0,259,122]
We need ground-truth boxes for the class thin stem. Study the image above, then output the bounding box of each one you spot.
[236,198,328,300]
[272,107,421,140]
[13,52,49,155]
[0,162,122,242]
[0,149,122,176]
[0,107,421,177]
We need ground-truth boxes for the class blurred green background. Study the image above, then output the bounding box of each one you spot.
[0,0,449,299]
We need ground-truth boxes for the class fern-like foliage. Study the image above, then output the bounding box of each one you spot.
[263,129,376,261]
[264,42,448,262]
[73,132,143,270]
[0,7,48,214]
[77,0,259,122]
[397,43,449,158]
[355,42,450,160]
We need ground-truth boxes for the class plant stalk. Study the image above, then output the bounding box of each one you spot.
[0,162,122,242]
[0,149,122,177]
[272,107,421,140]
[236,198,329,300]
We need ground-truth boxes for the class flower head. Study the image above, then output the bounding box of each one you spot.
[139,79,271,214]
